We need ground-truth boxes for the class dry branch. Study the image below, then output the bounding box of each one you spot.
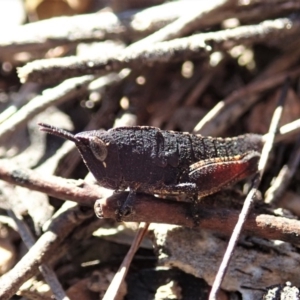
[3,0,299,62]
[194,66,300,135]
[18,16,300,84]
[0,159,101,207]
[96,193,300,245]
[0,204,94,300]
[0,76,93,143]
[0,1,198,59]
[6,204,68,300]
[0,158,298,245]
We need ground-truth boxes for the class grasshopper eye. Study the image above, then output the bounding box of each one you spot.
[89,136,108,161]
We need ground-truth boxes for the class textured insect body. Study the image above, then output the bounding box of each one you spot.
[39,124,263,220]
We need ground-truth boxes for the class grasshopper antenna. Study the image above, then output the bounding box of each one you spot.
[38,123,78,143]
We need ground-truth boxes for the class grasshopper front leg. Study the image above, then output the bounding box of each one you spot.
[117,188,139,222]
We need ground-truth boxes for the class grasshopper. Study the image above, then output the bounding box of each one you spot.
[39,124,263,221]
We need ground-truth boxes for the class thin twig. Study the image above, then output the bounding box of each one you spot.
[6,205,69,300]
[151,66,208,128]
[273,118,300,142]
[184,63,223,107]
[265,136,300,204]
[0,83,39,124]
[0,76,94,143]
[194,63,300,136]
[102,222,149,300]
[128,0,236,48]
[208,79,288,300]
[3,182,68,300]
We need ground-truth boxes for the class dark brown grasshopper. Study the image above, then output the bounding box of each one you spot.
[39,124,263,220]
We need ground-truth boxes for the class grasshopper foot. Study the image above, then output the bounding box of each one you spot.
[116,190,136,222]
[189,195,201,226]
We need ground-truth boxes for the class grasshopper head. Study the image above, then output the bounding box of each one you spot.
[39,123,120,189]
